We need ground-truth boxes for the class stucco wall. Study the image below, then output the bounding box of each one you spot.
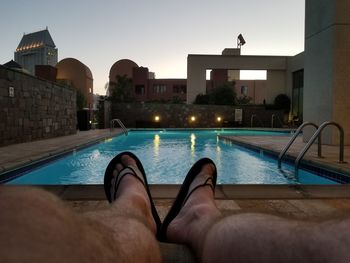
[304,0,350,145]
[187,54,289,104]
[0,66,76,147]
[56,58,93,109]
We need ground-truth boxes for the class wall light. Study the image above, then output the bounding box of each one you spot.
[154,116,160,122]
[190,116,196,122]
[217,116,222,122]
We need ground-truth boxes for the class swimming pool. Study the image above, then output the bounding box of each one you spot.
[7,129,339,185]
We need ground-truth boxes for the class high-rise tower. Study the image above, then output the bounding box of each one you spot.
[14,28,58,75]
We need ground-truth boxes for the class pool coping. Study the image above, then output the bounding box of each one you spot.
[3,184,350,200]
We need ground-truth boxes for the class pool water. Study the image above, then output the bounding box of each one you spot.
[9,130,338,185]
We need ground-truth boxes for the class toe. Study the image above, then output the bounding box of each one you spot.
[121,154,137,167]
[201,163,215,175]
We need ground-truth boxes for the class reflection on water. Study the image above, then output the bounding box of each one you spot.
[153,134,160,157]
[9,130,339,185]
[190,133,196,155]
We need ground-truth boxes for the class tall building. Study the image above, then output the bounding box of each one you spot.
[14,28,58,75]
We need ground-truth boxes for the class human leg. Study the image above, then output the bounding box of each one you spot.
[202,213,350,263]
[163,161,350,263]
[0,154,161,263]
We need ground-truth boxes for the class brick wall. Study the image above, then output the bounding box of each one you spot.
[0,65,77,147]
[111,103,284,128]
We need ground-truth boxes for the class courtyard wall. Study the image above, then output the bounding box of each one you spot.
[0,65,77,147]
[111,102,284,128]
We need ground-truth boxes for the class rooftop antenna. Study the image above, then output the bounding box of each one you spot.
[237,34,246,49]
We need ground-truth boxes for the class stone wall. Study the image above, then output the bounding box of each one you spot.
[111,103,284,128]
[0,65,77,147]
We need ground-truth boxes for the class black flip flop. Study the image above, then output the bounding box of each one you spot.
[104,151,162,236]
[159,158,217,242]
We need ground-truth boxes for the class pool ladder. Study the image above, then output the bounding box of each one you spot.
[278,121,346,174]
[271,114,284,128]
[110,119,128,135]
[250,114,264,128]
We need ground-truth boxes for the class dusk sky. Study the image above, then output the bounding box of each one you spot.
[1,0,305,95]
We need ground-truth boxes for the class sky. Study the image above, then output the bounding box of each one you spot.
[1,0,305,95]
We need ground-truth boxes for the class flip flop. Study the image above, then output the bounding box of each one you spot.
[104,151,162,236]
[159,158,217,242]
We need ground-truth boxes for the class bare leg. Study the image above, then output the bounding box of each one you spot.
[166,163,221,258]
[0,156,161,263]
[167,164,350,263]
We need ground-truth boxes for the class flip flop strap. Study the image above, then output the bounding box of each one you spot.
[111,164,145,201]
[182,174,214,206]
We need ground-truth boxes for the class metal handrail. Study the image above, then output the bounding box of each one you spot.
[271,114,284,128]
[110,119,128,135]
[278,122,320,169]
[278,121,322,169]
[295,121,345,173]
[250,114,256,128]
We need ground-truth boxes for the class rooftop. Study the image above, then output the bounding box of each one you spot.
[16,29,56,52]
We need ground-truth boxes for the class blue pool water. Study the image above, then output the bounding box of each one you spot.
[8,129,338,185]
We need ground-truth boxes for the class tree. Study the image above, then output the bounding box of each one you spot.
[109,75,134,102]
[209,83,236,105]
[194,82,236,105]
[76,88,87,110]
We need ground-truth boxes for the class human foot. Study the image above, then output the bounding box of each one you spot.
[104,152,161,235]
[159,158,221,244]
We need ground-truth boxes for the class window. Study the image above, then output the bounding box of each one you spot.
[292,70,304,120]
[89,88,92,94]
[240,86,248,95]
[135,85,145,95]
[153,84,167,93]
[173,85,187,94]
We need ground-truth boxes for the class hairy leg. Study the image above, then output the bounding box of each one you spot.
[166,164,350,262]
[202,213,350,263]
[0,186,160,262]
[166,163,222,258]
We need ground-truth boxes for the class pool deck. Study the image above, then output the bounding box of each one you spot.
[2,129,350,262]
[0,129,123,173]
[219,134,350,176]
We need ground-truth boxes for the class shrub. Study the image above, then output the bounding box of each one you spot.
[274,94,291,113]
[194,93,210,104]
[236,95,252,105]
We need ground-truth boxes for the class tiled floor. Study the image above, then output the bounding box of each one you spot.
[220,135,350,175]
[0,129,123,173]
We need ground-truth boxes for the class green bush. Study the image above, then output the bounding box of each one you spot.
[236,95,252,105]
[274,94,291,113]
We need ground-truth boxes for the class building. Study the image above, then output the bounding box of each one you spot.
[14,28,58,75]
[187,0,350,145]
[56,58,93,111]
[109,59,188,103]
